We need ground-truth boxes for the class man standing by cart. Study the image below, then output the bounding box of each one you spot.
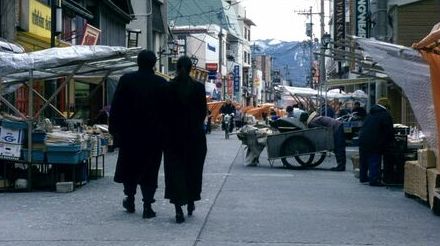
[358,97,394,186]
[109,50,167,218]
[305,111,346,171]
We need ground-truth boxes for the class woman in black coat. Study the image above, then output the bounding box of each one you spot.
[163,56,207,223]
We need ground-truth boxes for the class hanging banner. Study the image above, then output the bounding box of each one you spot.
[233,65,240,93]
[356,0,370,38]
[227,73,233,98]
[333,0,345,49]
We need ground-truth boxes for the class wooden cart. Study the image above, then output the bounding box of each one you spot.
[266,127,334,169]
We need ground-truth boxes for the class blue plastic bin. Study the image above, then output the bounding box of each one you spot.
[21,149,45,162]
[47,151,81,164]
[46,144,82,164]
[32,132,47,143]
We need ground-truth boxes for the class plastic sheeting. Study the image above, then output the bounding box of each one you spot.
[356,38,437,150]
[0,45,131,77]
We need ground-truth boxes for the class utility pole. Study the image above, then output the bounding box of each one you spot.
[218,12,225,100]
[319,0,326,91]
[146,0,153,50]
[296,6,321,88]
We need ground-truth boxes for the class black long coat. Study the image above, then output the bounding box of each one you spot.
[163,76,207,205]
[359,104,394,153]
[109,68,167,184]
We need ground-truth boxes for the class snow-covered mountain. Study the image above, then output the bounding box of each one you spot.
[252,39,311,86]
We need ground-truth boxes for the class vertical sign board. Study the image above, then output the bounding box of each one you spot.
[333,0,345,50]
[227,73,233,98]
[356,0,370,38]
[29,0,52,38]
[81,24,101,45]
[233,65,240,94]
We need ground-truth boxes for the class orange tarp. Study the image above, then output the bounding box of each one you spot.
[207,101,225,124]
[421,50,440,168]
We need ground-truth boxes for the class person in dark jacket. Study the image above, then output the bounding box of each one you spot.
[306,111,346,171]
[352,101,367,120]
[109,50,167,219]
[163,56,207,223]
[358,97,394,186]
[220,99,235,132]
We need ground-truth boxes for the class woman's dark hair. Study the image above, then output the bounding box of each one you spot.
[176,56,193,78]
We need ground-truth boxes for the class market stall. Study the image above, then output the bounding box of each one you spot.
[0,45,144,191]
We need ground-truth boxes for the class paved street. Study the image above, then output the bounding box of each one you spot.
[1,130,440,246]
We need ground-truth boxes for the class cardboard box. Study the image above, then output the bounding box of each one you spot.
[417,148,436,169]
[0,142,22,159]
[404,161,428,201]
[0,126,24,144]
[56,182,74,193]
[427,168,440,208]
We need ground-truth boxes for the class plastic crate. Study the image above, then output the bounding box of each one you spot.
[47,151,81,164]
[32,132,47,143]
[46,144,81,152]
[21,149,45,162]
[1,120,28,129]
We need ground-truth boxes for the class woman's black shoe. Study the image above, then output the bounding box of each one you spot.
[143,204,156,219]
[175,205,185,223]
[122,196,135,213]
[187,202,195,216]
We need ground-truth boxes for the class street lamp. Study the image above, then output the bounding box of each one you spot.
[158,40,178,73]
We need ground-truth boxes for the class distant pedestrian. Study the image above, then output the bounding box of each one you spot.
[352,101,367,120]
[286,105,294,117]
[163,56,207,223]
[109,50,166,219]
[358,97,394,186]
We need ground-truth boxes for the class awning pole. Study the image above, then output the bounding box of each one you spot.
[35,63,83,117]
[27,69,33,191]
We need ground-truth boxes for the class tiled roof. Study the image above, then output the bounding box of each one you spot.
[168,0,242,38]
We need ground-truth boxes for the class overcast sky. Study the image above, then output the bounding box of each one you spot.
[240,0,330,42]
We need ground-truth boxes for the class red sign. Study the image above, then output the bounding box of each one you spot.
[206,63,218,71]
[81,24,101,45]
[227,73,233,97]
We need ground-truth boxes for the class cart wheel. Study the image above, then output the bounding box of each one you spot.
[280,136,315,169]
[303,152,327,168]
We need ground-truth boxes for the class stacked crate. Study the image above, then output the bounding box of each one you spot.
[404,148,440,215]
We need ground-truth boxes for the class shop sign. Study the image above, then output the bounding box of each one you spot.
[29,0,51,39]
[356,0,369,38]
[233,65,240,93]
[227,73,233,97]
[333,0,345,49]
[206,63,218,71]
[81,24,101,45]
